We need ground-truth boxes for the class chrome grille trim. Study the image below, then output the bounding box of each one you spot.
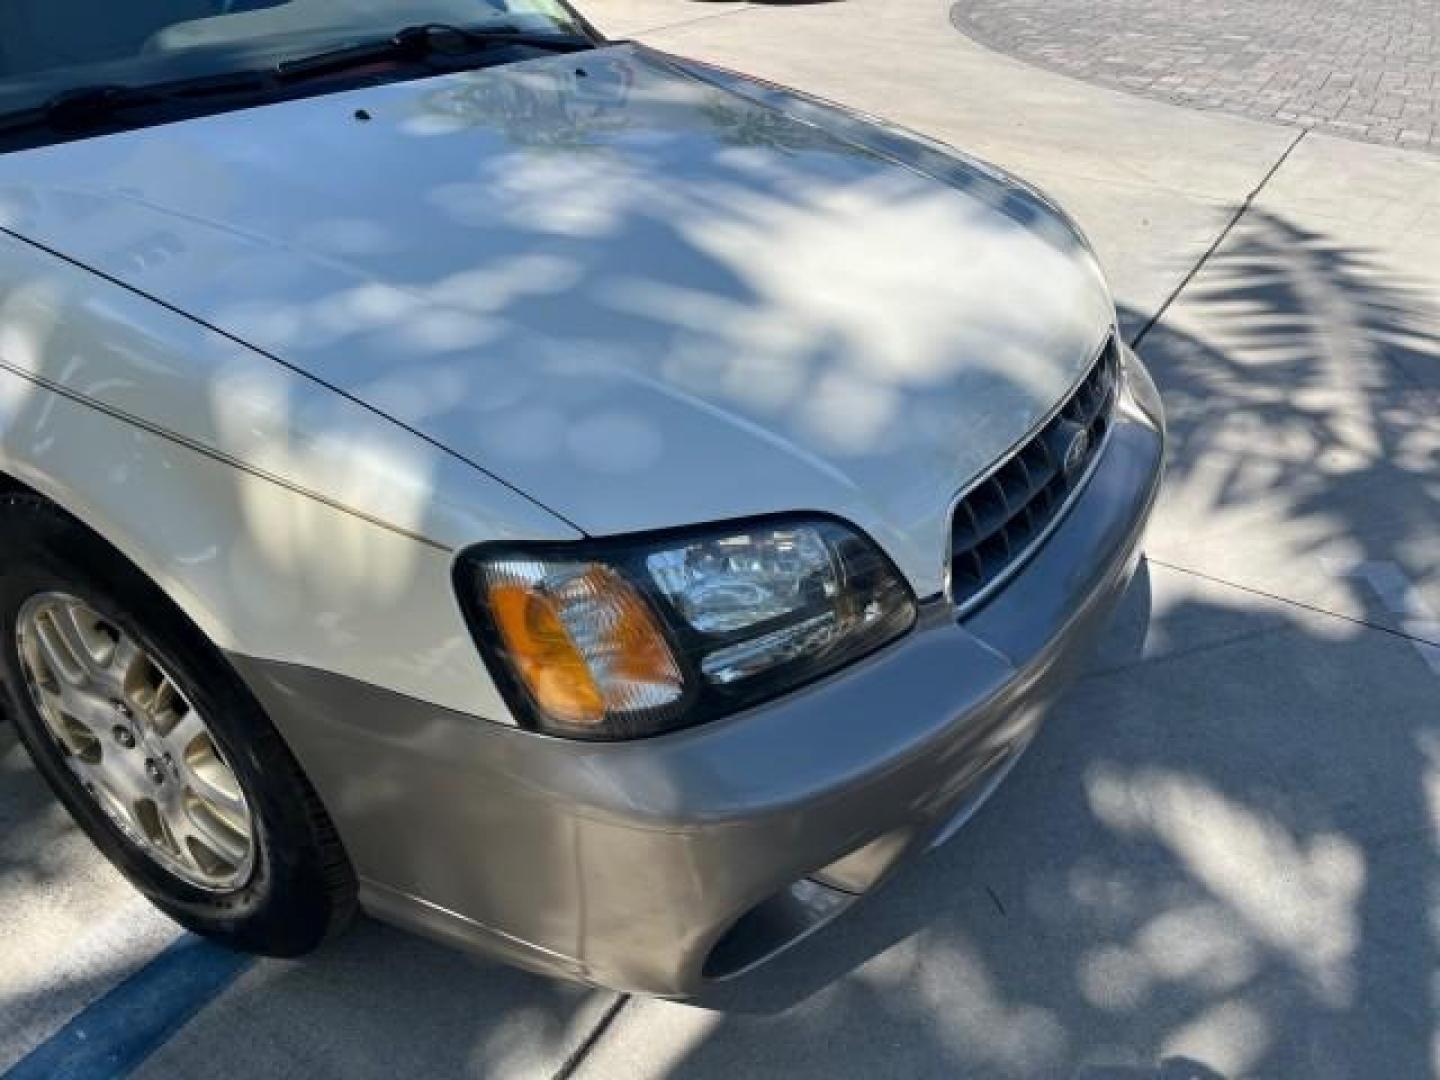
[944,333,1122,615]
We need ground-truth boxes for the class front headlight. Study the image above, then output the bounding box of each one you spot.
[456,516,916,739]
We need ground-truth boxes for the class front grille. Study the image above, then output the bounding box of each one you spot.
[948,336,1121,612]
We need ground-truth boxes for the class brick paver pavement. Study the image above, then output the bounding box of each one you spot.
[952,0,1440,152]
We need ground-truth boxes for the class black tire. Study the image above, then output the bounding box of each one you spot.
[0,492,356,956]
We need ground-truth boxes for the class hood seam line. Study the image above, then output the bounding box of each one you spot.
[0,222,592,540]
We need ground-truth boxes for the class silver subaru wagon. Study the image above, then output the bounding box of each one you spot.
[0,0,1163,995]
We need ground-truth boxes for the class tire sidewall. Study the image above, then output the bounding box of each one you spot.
[0,496,341,950]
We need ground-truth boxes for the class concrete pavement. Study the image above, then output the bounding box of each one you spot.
[4,2,1438,1077]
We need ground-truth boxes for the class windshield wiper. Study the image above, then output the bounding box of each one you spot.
[0,70,270,136]
[0,23,586,141]
[275,22,589,81]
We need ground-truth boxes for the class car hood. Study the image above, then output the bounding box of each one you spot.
[0,44,1114,594]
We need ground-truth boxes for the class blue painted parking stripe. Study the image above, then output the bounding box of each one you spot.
[3,935,254,1080]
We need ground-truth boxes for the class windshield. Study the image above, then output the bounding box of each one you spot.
[0,1,593,115]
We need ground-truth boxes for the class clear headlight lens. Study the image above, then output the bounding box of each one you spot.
[645,527,837,635]
[458,517,916,739]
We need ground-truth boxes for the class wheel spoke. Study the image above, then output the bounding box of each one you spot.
[158,708,207,759]
[146,800,188,862]
[109,636,145,689]
[178,801,250,869]
[20,616,117,750]
[185,754,249,823]
[32,683,90,748]
[152,679,181,723]
[31,682,68,735]
[62,681,121,738]
[69,756,144,836]
[47,676,91,719]
[51,602,110,682]
[31,610,89,688]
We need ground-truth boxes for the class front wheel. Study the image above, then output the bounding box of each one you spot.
[0,493,356,956]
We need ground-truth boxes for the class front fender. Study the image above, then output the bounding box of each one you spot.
[0,229,577,717]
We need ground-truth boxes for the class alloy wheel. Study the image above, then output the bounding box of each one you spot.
[15,592,256,891]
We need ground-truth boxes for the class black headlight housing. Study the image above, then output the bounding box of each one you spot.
[454,514,917,739]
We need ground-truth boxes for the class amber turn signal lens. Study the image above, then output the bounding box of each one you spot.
[488,583,606,727]
[484,564,685,732]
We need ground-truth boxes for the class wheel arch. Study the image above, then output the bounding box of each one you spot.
[0,461,236,657]
[0,465,282,730]
[0,467,359,953]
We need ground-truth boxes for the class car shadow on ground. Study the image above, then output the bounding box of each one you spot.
[619,210,1439,1078]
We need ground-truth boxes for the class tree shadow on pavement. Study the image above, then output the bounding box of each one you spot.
[639,209,1440,1079]
[1,67,1436,1073]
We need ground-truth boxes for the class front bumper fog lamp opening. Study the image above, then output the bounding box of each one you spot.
[703,829,914,982]
[702,878,856,981]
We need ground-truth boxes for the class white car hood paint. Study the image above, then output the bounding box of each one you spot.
[0,44,1114,594]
